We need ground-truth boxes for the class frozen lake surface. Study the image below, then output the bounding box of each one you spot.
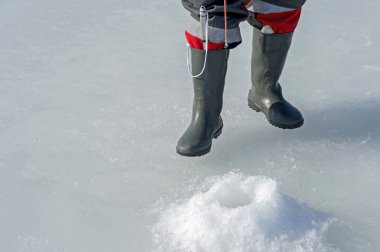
[0,0,379,251]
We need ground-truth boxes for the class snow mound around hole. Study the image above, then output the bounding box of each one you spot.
[152,172,336,252]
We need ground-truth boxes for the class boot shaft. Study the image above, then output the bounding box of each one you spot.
[251,28,293,95]
[191,48,229,112]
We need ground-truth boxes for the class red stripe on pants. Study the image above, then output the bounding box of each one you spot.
[256,8,302,34]
[185,31,225,50]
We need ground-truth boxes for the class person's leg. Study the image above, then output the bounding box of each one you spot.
[247,0,305,129]
[177,0,250,156]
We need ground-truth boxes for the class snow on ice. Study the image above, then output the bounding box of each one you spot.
[153,172,335,252]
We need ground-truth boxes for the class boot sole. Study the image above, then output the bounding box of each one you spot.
[269,119,304,129]
[176,125,223,157]
[248,100,304,130]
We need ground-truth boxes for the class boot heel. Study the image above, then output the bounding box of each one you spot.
[213,125,223,139]
[248,99,261,112]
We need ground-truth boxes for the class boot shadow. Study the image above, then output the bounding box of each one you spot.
[210,100,380,163]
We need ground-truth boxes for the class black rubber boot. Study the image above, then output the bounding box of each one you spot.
[177,48,229,157]
[248,28,304,129]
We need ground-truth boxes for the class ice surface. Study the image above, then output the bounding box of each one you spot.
[153,172,335,252]
[0,0,380,251]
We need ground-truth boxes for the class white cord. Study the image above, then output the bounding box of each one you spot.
[187,7,209,78]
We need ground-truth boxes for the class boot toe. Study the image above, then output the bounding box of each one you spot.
[176,142,211,157]
[176,135,212,157]
[268,102,304,129]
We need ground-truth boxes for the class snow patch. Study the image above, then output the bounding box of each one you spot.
[152,172,336,252]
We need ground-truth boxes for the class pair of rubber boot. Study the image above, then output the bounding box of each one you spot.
[176,28,304,157]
